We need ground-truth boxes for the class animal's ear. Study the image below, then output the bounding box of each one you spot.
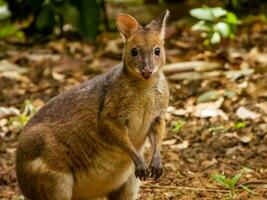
[116,14,141,40]
[147,10,170,40]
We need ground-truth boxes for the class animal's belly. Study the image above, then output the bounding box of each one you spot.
[72,149,134,199]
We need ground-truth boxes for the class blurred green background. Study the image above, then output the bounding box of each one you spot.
[0,0,267,41]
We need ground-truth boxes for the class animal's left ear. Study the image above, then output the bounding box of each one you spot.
[147,10,170,40]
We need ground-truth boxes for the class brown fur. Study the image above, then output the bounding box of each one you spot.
[16,10,170,200]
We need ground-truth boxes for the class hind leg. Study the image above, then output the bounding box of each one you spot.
[107,174,140,200]
[21,172,73,200]
[43,173,73,200]
[17,160,73,200]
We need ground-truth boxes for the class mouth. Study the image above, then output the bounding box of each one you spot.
[142,73,151,79]
[141,70,153,79]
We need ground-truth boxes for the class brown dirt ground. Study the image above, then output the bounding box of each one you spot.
[1,17,267,200]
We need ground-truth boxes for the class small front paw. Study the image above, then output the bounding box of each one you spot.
[135,164,149,181]
[149,163,163,181]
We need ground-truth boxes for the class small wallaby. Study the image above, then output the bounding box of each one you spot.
[16,10,170,200]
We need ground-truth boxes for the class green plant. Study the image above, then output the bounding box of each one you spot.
[212,173,253,199]
[9,100,37,130]
[4,0,101,40]
[190,6,240,45]
[171,121,185,133]
[234,121,247,129]
[0,0,25,38]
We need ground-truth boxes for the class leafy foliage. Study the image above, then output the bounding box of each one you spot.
[190,7,240,45]
[9,100,37,131]
[3,0,101,40]
[212,173,254,199]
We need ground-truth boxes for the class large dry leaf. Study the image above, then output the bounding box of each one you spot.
[192,97,228,120]
[0,60,29,82]
[236,106,260,120]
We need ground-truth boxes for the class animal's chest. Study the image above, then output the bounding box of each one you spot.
[126,93,159,144]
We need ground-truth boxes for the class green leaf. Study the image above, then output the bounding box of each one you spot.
[192,21,212,32]
[18,115,29,126]
[214,22,230,38]
[0,0,6,6]
[190,8,214,21]
[171,121,185,133]
[210,31,221,44]
[224,178,234,189]
[0,5,11,20]
[23,100,37,117]
[240,185,256,194]
[204,38,210,46]
[226,12,239,25]
[231,173,241,188]
[0,22,17,38]
[212,174,230,189]
[211,7,227,18]
[234,121,246,129]
[190,7,227,21]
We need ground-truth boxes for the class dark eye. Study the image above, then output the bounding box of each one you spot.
[154,47,160,56]
[131,48,138,57]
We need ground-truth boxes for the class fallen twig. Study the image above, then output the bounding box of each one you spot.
[141,185,229,193]
[167,71,222,81]
[164,61,223,74]
[242,180,267,189]
[167,69,254,81]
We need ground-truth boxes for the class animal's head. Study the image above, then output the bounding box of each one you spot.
[116,10,169,80]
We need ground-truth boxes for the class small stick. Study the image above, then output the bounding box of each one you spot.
[164,61,223,74]
[141,185,230,193]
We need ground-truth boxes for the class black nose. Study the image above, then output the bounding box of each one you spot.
[141,69,153,79]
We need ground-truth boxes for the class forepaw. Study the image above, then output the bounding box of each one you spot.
[149,164,163,181]
[135,165,149,181]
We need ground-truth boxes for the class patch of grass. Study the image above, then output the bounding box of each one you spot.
[212,173,254,199]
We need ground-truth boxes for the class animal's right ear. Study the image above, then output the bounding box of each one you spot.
[116,14,140,40]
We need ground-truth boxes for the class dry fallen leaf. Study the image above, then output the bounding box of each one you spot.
[192,97,228,120]
[0,60,29,82]
[236,106,261,120]
[256,102,267,115]
[162,139,177,146]
[239,133,253,143]
[246,47,267,66]
[26,53,61,62]
[246,81,267,98]
[176,140,189,150]
[0,107,20,119]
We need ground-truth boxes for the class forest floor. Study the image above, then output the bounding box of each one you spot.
[1,14,267,200]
